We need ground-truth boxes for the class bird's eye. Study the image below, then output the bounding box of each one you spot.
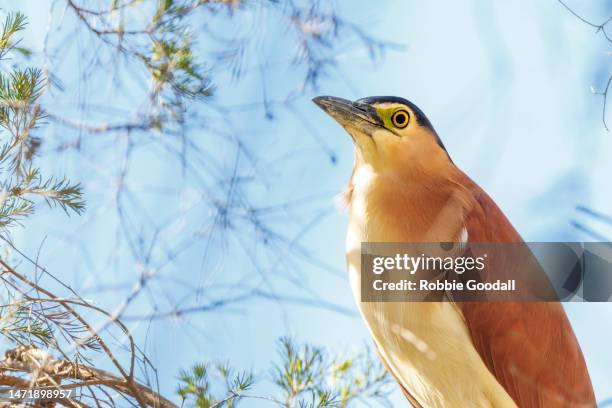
[391,110,409,129]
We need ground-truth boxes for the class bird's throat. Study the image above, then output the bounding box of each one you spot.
[347,163,471,243]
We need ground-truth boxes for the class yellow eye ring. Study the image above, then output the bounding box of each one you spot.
[391,110,409,128]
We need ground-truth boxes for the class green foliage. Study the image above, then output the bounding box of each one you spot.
[274,337,331,406]
[178,338,392,408]
[0,12,26,60]
[178,362,255,408]
[0,300,53,346]
[148,35,212,100]
[0,13,84,231]
[143,0,215,121]
[0,10,83,359]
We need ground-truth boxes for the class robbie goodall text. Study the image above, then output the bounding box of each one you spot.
[373,277,515,292]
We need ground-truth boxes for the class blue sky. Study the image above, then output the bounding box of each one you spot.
[5,0,612,405]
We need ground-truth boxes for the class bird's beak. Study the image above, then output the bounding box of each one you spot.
[312,96,383,136]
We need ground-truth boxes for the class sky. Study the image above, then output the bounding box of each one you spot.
[4,0,612,406]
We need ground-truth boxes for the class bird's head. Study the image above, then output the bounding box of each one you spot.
[313,95,450,176]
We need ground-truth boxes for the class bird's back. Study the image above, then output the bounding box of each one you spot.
[458,175,596,408]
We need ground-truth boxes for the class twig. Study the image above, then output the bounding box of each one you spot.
[558,0,612,130]
[0,348,176,408]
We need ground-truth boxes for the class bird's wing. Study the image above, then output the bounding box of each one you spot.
[458,180,596,408]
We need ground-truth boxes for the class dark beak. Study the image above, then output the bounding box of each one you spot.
[312,96,383,132]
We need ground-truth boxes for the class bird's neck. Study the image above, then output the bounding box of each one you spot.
[346,161,473,243]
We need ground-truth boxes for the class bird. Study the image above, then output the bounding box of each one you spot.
[313,95,596,408]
